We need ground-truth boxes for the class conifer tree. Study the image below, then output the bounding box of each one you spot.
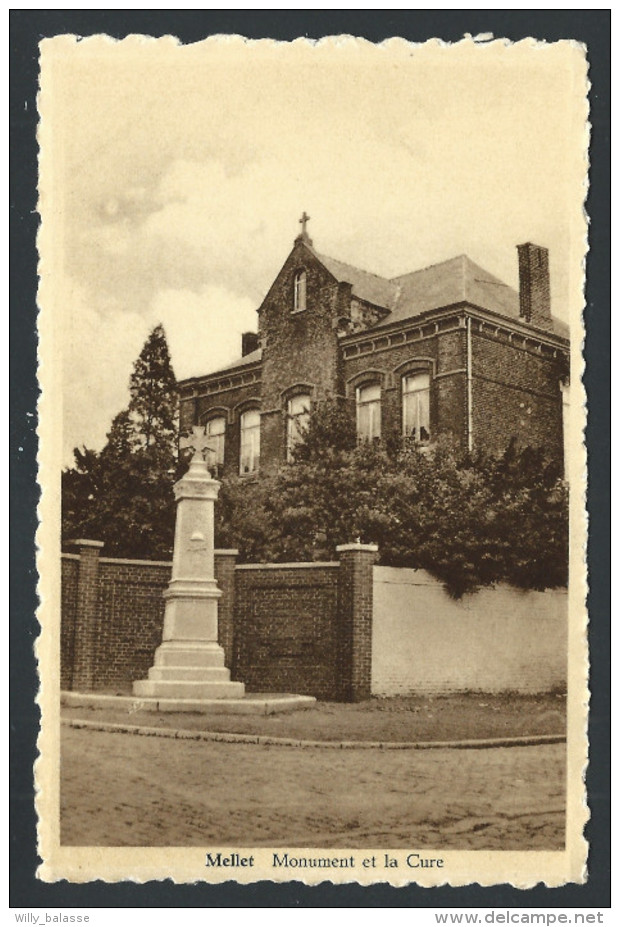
[127,323,177,450]
[62,324,179,559]
[99,409,140,464]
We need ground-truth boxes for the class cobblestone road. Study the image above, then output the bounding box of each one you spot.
[60,728,566,849]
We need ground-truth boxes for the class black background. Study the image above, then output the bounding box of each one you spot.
[10,9,611,909]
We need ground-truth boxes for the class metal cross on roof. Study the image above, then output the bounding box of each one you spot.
[299,211,311,235]
[179,425,214,465]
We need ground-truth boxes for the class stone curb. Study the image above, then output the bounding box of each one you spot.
[62,717,566,751]
[61,691,316,715]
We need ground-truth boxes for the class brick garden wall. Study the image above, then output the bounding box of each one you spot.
[371,566,567,696]
[61,546,239,693]
[233,563,341,699]
[61,543,566,700]
[61,541,376,701]
[94,558,171,690]
[60,555,79,690]
[61,547,172,693]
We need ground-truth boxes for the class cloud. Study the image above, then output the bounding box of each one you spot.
[61,275,258,464]
[61,278,149,464]
[148,285,258,381]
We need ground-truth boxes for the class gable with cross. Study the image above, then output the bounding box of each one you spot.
[296,210,313,246]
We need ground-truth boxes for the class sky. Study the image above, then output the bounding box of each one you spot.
[39,36,587,466]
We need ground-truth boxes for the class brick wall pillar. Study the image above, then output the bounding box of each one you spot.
[336,543,378,702]
[214,549,238,673]
[68,539,104,691]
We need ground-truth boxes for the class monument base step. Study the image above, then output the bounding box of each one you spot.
[147,665,231,682]
[133,678,245,699]
[62,691,317,715]
[154,644,226,668]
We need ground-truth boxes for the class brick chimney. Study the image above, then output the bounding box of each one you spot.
[517,243,552,330]
[241,331,260,357]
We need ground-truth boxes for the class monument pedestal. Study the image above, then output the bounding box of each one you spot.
[133,640,244,699]
[133,437,244,700]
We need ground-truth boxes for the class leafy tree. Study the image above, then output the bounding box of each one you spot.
[62,324,179,559]
[60,446,105,543]
[215,475,279,562]
[289,397,357,464]
[373,437,567,596]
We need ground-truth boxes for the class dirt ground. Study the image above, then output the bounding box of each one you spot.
[60,726,566,849]
[62,691,566,743]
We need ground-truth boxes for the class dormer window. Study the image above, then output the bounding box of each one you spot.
[293,270,307,312]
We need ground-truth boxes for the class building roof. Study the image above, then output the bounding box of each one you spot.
[189,245,568,384]
[214,346,262,373]
[313,247,568,338]
[389,254,520,322]
[313,250,399,311]
[314,249,520,318]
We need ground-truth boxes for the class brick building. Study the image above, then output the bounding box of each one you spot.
[179,218,570,476]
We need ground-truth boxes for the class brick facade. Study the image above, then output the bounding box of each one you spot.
[342,317,468,449]
[470,325,565,457]
[178,236,569,474]
[257,244,354,472]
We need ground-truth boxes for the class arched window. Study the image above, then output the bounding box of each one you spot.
[402,373,430,443]
[287,393,311,460]
[240,409,260,475]
[356,383,381,441]
[293,270,307,312]
[205,416,226,475]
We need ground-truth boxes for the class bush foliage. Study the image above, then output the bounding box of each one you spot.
[215,399,568,597]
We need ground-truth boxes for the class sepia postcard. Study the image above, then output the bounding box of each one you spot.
[35,34,589,888]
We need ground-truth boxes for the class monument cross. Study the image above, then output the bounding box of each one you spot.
[179,425,214,465]
[299,211,311,235]
[133,423,244,701]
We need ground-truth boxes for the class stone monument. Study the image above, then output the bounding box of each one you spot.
[133,425,245,700]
